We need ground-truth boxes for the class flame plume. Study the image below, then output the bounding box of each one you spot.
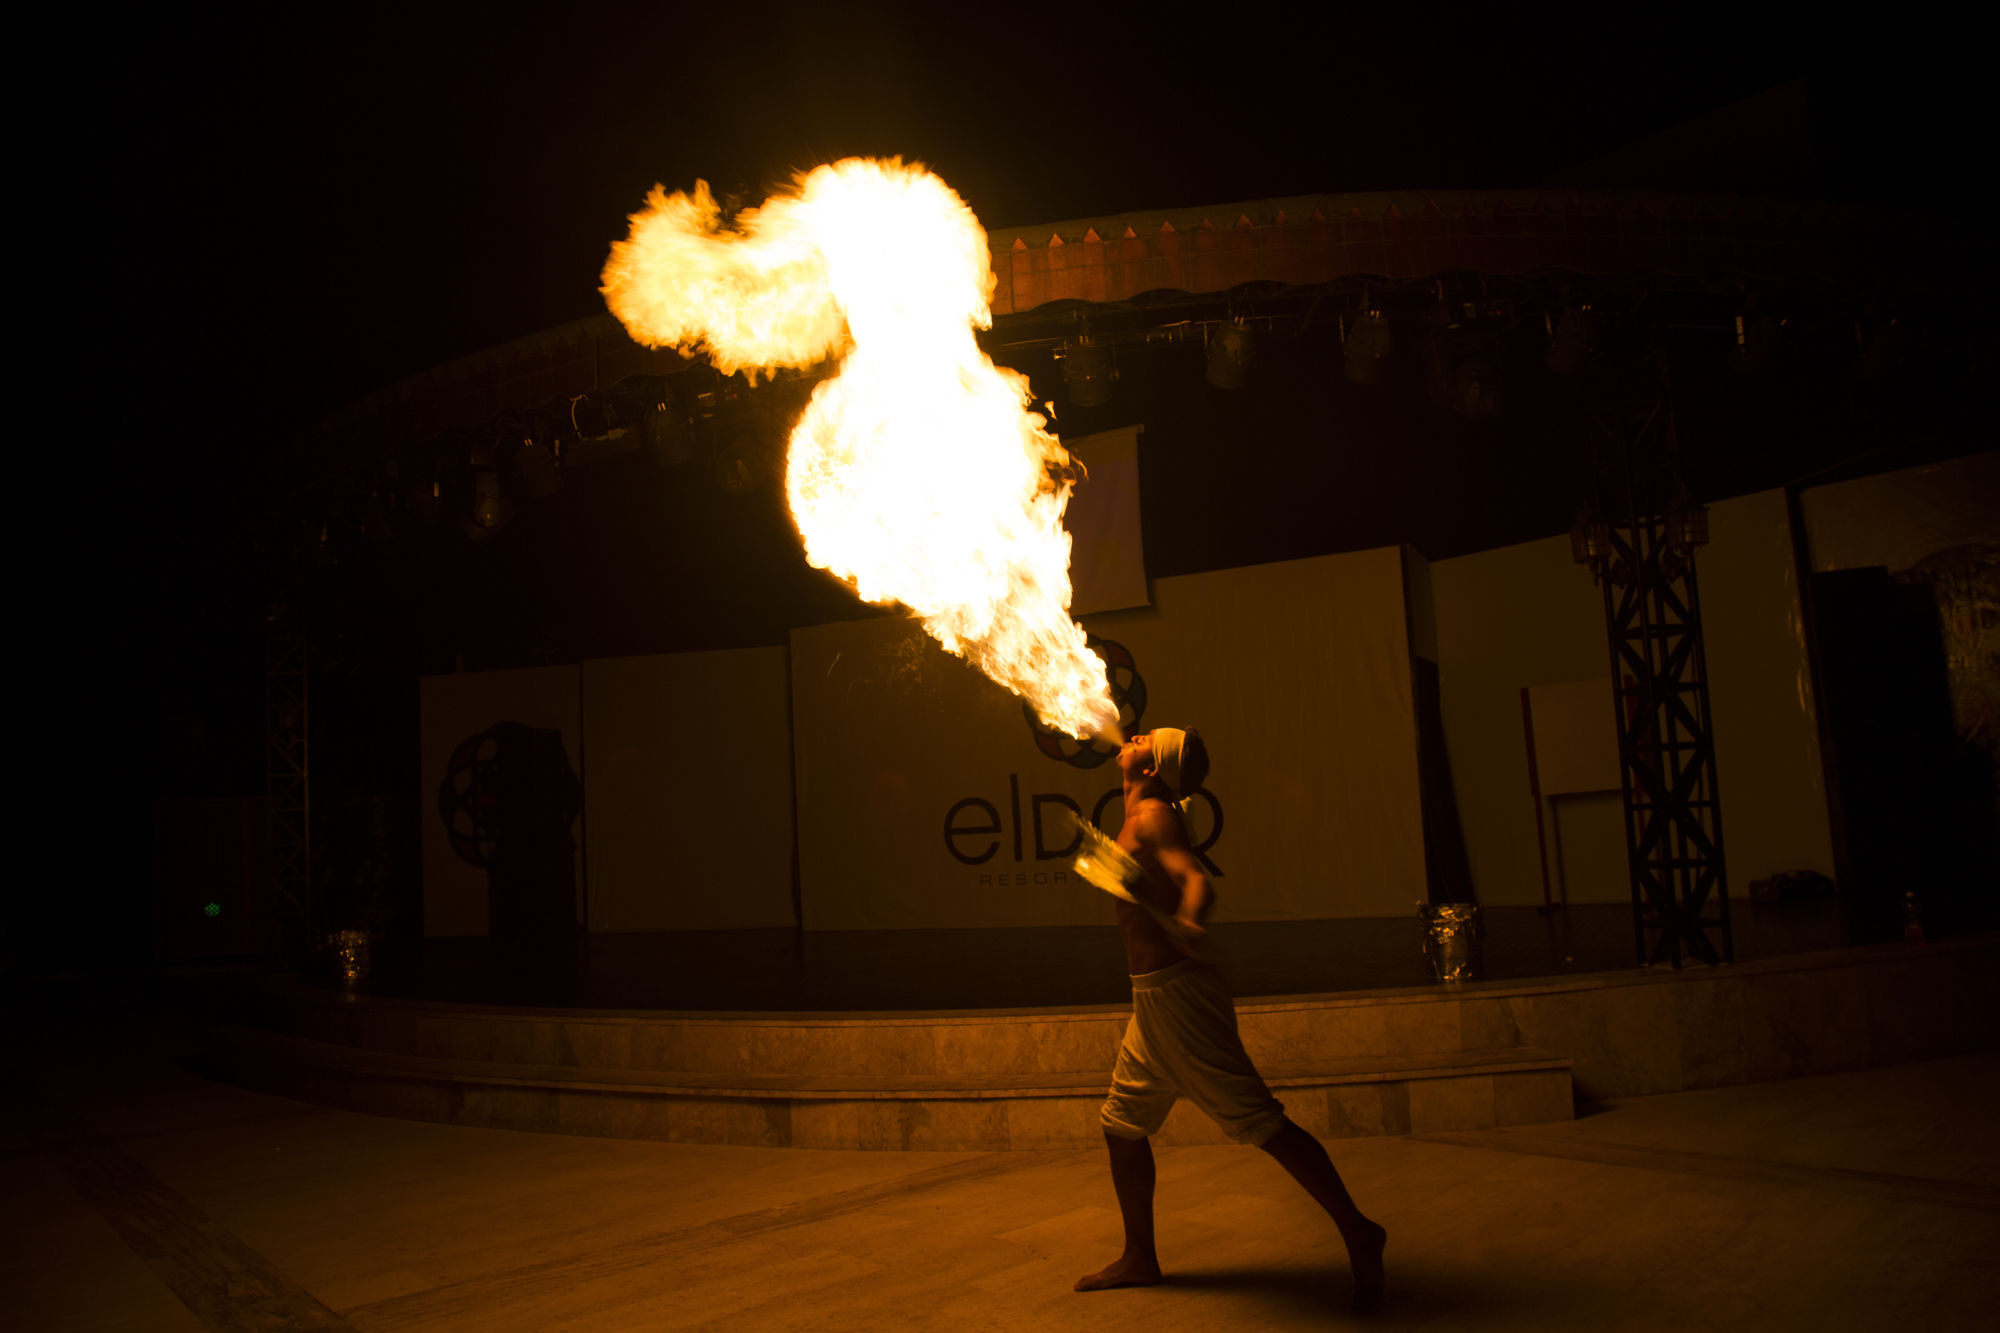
[602,159,1120,740]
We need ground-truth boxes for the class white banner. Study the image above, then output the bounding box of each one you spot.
[582,648,796,931]
[420,666,582,937]
[1064,423,1149,616]
[791,547,1427,929]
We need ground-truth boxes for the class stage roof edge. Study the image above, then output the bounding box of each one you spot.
[324,187,1923,462]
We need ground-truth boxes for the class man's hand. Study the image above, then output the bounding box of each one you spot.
[1156,911,1209,962]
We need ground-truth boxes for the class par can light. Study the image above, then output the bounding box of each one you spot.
[1343,312,1392,384]
[1206,320,1259,390]
[1057,339,1116,407]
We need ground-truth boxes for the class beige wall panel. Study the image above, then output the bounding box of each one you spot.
[582,648,796,932]
[1526,680,1620,796]
[1089,547,1425,923]
[1064,424,1149,616]
[1552,792,1631,904]
[419,666,581,937]
[1433,534,1608,907]
[1435,489,1839,911]
[1525,682,1625,906]
[791,548,1425,929]
[1803,450,1998,574]
[1700,489,1835,885]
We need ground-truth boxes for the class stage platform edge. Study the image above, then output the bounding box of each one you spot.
[209,936,1999,1151]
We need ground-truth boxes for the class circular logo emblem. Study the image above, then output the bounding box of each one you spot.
[1024,635,1146,768]
[438,728,505,868]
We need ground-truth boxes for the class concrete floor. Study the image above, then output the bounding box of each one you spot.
[6,1017,1998,1331]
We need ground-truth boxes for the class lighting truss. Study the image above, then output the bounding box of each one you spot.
[1589,383,1733,968]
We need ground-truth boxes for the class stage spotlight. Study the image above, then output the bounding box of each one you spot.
[712,439,758,494]
[462,471,514,541]
[1343,311,1392,384]
[1667,484,1708,544]
[1206,320,1259,389]
[710,432,784,495]
[1545,308,1598,375]
[1666,492,1710,553]
[1570,504,1615,584]
[1660,486,1710,579]
[1428,287,1505,419]
[643,380,696,467]
[1451,358,1503,420]
[701,401,786,496]
[514,433,561,499]
[1057,339,1116,407]
[560,389,644,468]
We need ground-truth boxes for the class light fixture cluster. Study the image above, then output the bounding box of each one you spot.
[1019,273,1920,423]
[369,365,832,546]
[293,272,1922,585]
[1055,336,1116,407]
[1343,310,1392,384]
[1570,486,1711,587]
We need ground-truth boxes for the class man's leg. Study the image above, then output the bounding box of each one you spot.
[1074,1131,1162,1291]
[1259,1118,1387,1310]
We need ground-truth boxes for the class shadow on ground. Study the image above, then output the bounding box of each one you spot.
[1164,1261,1547,1324]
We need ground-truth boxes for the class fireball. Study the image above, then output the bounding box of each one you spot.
[602,159,1119,740]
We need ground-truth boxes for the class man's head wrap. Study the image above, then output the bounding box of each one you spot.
[1148,727,1188,795]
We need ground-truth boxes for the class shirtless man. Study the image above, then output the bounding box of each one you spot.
[1074,726,1388,1312]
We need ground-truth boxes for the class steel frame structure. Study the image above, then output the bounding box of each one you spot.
[1588,384,1733,968]
[265,631,311,955]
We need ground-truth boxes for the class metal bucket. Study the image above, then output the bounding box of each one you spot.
[331,929,372,986]
[1419,902,1483,983]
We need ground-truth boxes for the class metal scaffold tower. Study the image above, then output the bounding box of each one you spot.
[265,631,312,956]
[1573,360,1733,968]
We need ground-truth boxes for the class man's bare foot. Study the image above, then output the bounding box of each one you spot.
[1074,1254,1162,1292]
[1347,1220,1387,1312]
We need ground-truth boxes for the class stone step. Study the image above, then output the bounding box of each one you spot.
[254,977,1524,1077]
[210,1025,1574,1151]
[233,937,2000,1110]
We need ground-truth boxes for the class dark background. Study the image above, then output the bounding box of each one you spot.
[140,4,1967,423]
[45,3,1983,974]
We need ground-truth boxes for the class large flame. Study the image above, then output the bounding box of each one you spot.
[602,158,1120,740]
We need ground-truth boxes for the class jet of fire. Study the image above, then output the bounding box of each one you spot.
[602,159,1120,741]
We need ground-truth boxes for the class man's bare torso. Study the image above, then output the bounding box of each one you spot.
[1114,794,1192,974]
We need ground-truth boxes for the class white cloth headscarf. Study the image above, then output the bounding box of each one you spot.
[1149,727,1188,795]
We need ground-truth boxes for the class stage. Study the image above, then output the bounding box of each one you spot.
[336,901,1867,1012]
[206,906,1999,1153]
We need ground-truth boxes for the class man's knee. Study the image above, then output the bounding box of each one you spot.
[1250,1115,1300,1152]
[1101,1090,1172,1142]
[1103,1126,1154,1160]
[1100,1108,1154,1143]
